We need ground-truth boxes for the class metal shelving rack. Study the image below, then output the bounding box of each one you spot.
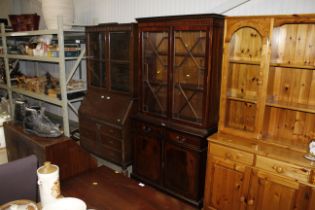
[0,17,86,137]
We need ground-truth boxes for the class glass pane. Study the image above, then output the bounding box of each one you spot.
[172,30,206,124]
[110,32,130,92]
[142,31,168,117]
[88,32,106,88]
[110,63,129,92]
[110,32,130,60]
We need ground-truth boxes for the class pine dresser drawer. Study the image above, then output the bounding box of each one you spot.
[210,143,254,165]
[255,156,309,183]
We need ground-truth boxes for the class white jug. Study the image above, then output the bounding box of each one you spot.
[37,162,61,207]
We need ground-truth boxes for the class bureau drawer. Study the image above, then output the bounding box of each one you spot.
[136,121,162,138]
[167,130,203,149]
[255,156,309,183]
[81,136,122,164]
[100,124,122,139]
[101,147,122,164]
[210,144,254,165]
[100,135,122,151]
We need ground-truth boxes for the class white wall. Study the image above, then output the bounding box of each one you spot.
[74,0,315,24]
[3,0,315,26]
[0,0,20,24]
[0,0,11,19]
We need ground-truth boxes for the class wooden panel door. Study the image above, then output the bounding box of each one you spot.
[247,170,304,210]
[203,159,251,210]
[133,133,162,185]
[163,140,203,201]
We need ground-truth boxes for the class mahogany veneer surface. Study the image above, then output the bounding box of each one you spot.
[62,166,198,210]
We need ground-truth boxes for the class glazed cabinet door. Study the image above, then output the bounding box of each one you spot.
[140,29,169,117]
[86,31,106,88]
[109,31,131,93]
[133,122,162,184]
[163,140,204,201]
[171,27,209,125]
[203,159,251,210]
[247,170,309,210]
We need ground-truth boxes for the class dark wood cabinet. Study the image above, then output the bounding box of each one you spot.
[3,122,97,180]
[132,14,224,206]
[79,23,137,169]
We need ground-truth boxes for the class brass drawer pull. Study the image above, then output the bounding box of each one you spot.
[175,136,186,143]
[142,125,152,133]
[272,165,284,173]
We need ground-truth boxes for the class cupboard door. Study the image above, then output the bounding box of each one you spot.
[204,160,250,210]
[247,170,301,210]
[133,134,162,184]
[163,140,203,200]
[87,31,106,88]
[141,30,169,117]
[172,28,208,124]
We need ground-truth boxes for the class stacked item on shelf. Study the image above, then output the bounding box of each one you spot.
[8,13,40,32]
[6,35,81,58]
[0,59,22,85]
[15,73,84,98]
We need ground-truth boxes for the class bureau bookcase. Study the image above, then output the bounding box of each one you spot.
[79,23,137,169]
[204,14,315,210]
[132,14,224,206]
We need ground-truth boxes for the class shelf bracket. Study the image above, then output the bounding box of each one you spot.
[67,101,78,116]
[66,47,86,85]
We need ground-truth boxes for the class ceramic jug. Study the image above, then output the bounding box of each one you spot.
[37,161,61,207]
